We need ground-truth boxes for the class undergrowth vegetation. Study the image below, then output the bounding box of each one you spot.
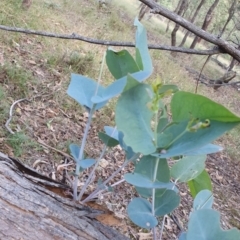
[0,0,240,239]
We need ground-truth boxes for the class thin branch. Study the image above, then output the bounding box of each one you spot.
[139,0,240,62]
[0,24,223,56]
[5,98,29,134]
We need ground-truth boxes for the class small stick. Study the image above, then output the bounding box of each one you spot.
[37,139,74,161]
[5,98,29,134]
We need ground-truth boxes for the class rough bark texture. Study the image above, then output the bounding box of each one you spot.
[171,0,188,46]
[0,152,129,240]
[190,0,220,48]
[179,0,206,47]
[139,0,240,62]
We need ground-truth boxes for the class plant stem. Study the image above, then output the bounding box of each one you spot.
[159,215,166,240]
[82,153,140,203]
[73,52,106,201]
[151,156,160,240]
[78,144,107,201]
[73,105,96,200]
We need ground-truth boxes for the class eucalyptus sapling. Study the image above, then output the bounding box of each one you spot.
[67,19,240,239]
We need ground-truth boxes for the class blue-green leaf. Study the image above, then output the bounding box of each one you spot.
[155,121,238,158]
[134,18,153,73]
[104,126,119,140]
[118,131,135,160]
[154,189,180,216]
[67,74,107,110]
[91,78,126,104]
[116,79,155,155]
[79,159,95,169]
[184,144,223,155]
[98,132,119,147]
[178,232,187,240]
[186,209,240,240]
[135,156,170,198]
[170,155,207,182]
[127,198,157,229]
[124,173,174,189]
[193,190,213,211]
[69,143,80,162]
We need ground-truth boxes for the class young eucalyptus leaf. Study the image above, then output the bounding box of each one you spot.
[67,74,107,110]
[186,209,240,240]
[116,80,156,155]
[104,126,119,140]
[170,155,207,182]
[193,190,213,211]
[118,131,136,160]
[188,170,212,198]
[124,173,174,189]
[69,143,80,162]
[158,84,179,96]
[127,197,158,229]
[134,18,153,73]
[154,189,180,216]
[106,49,140,79]
[79,159,96,169]
[135,156,170,198]
[91,78,127,104]
[98,132,119,147]
[171,91,240,122]
[135,48,144,70]
[178,232,187,240]
[157,102,169,133]
[155,121,238,158]
[184,144,223,155]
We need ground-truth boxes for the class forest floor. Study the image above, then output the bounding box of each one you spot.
[0,0,240,239]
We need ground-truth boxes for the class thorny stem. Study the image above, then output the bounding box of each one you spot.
[82,153,140,203]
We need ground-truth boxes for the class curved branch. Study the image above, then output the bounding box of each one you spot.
[139,0,240,62]
[0,24,222,56]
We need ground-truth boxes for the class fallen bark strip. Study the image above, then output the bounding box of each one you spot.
[0,152,129,240]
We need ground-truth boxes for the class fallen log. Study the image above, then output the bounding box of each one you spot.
[0,152,129,240]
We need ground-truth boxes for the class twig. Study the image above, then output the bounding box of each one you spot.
[140,0,240,62]
[0,24,223,56]
[37,139,74,161]
[5,98,29,134]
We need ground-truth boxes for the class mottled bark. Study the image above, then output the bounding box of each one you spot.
[0,152,129,240]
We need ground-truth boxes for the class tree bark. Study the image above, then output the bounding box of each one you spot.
[179,0,206,47]
[138,0,240,62]
[190,0,220,48]
[0,152,129,240]
[219,0,237,37]
[171,0,188,46]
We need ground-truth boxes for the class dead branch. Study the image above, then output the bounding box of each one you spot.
[139,0,240,62]
[0,24,223,56]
